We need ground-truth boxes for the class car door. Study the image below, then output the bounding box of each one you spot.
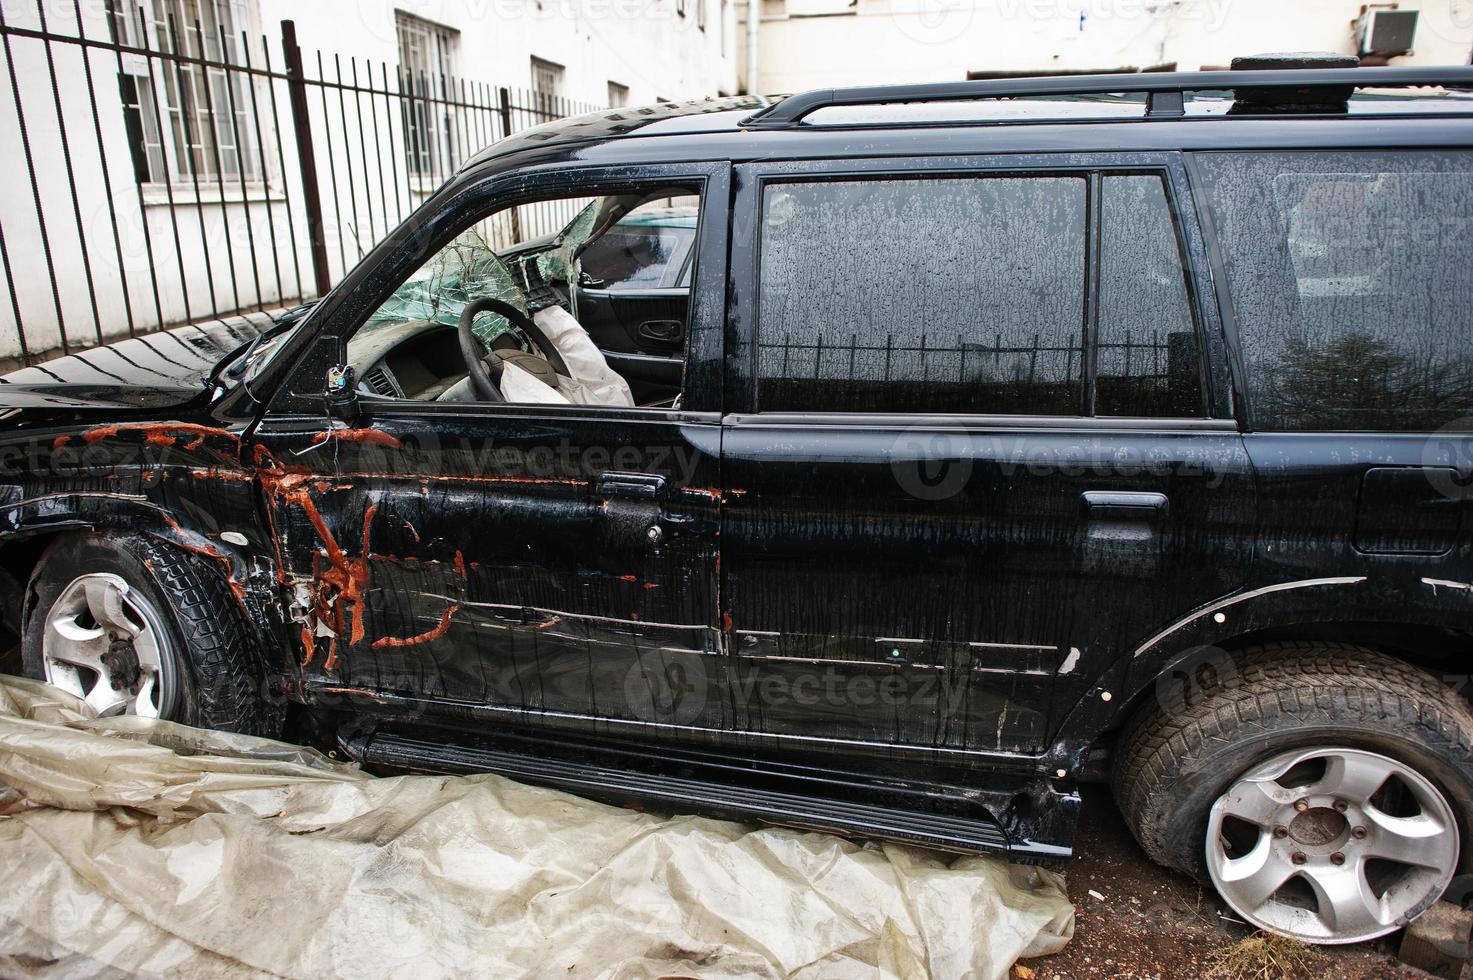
[251,162,734,741]
[721,153,1256,763]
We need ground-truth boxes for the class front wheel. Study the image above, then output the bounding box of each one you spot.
[21,532,280,736]
[1112,642,1472,945]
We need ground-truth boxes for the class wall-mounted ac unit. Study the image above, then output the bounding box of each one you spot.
[1356,7,1418,56]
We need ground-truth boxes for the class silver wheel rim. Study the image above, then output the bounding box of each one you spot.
[41,572,177,719]
[1207,746,1460,944]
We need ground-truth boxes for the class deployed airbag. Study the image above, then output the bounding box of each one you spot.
[0,675,1073,979]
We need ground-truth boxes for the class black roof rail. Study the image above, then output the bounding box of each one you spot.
[740,66,1473,128]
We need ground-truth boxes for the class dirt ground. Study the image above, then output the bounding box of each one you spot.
[1027,785,1468,980]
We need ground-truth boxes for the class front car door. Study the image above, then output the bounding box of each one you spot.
[251,162,734,740]
[720,153,1256,773]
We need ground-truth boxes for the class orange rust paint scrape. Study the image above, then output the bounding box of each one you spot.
[371,603,458,649]
[55,422,241,451]
[311,428,404,450]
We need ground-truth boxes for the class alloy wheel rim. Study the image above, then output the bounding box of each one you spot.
[41,573,176,719]
[1207,746,1460,944]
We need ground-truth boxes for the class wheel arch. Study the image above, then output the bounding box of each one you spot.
[1051,576,1473,772]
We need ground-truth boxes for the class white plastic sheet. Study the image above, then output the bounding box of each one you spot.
[0,675,1073,979]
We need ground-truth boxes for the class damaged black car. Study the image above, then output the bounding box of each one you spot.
[2,60,1472,948]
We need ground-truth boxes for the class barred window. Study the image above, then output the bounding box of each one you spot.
[397,13,461,182]
[756,176,1087,415]
[111,0,262,185]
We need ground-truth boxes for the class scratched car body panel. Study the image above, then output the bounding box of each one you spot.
[2,64,1472,920]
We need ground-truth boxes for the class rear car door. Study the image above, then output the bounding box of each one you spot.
[721,153,1256,763]
[1191,148,1473,609]
[251,163,733,739]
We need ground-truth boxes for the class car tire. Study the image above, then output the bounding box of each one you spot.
[1112,641,1473,944]
[21,531,281,736]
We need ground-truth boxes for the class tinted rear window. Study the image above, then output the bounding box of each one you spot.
[1198,150,1473,431]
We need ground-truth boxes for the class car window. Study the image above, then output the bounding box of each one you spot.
[1198,150,1473,431]
[1096,175,1205,417]
[343,187,698,409]
[579,196,699,290]
[756,176,1087,414]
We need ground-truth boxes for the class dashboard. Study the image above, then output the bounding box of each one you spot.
[354,321,468,401]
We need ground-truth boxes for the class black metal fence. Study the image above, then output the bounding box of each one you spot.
[0,1,598,367]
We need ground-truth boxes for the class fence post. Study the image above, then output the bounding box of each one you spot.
[281,20,331,299]
[498,87,521,241]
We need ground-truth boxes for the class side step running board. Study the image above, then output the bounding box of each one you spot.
[350,726,1012,856]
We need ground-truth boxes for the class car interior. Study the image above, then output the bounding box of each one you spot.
[347,186,701,410]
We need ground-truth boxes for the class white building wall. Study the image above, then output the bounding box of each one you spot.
[744,0,1473,94]
[0,0,737,363]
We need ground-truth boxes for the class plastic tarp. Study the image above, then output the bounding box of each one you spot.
[0,675,1073,979]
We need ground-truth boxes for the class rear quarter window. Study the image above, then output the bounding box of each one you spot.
[1197,150,1473,432]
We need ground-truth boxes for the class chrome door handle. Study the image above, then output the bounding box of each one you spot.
[596,471,666,500]
[1081,490,1168,521]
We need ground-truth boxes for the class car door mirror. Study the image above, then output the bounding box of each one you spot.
[324,364,361,421]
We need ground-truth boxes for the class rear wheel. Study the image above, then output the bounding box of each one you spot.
[21,532,280,736]
[1113,642,1472,945]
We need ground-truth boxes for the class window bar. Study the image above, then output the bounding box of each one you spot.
[35,0,106,346]
[314,50,347,280]
[216,22,261,309]
[450,75,468,175]
[381,61,405,227]
[401,68,423,193]
[259,37,304,301]
[166,14,221,319]
[0,220,33,364]
[347,55,375,249]
[133,4,192,324]
[2,2,70,355]
[814,332,823,380]
[332,53,363,262]
[358,58,390,250]
[240,32,285,306]
[103,0,165,330]
[190,14,240,314]
[71,0,138,337]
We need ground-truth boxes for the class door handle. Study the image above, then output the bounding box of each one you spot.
[638,319,683,342]
[596,471,666,500]
[1081,490,1168,521]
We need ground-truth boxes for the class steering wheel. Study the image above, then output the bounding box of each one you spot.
[456,298,571,402]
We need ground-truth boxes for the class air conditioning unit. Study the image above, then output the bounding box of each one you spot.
[1356,7,1418,57]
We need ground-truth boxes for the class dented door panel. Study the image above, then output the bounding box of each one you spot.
[250,408,729,735]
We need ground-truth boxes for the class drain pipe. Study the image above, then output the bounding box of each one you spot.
[746,0,760,95]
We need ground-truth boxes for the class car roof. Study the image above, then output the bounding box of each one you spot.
[458,67,1473,178]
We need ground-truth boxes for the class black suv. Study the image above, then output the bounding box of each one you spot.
[3,59,1471,947]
